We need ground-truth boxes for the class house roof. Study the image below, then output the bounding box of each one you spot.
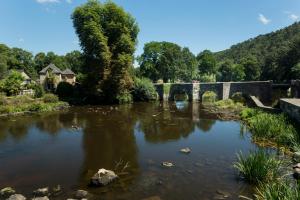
[62,68,75,75]
[39,63,62,74]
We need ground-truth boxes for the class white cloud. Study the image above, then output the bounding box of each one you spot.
[258,14,271,25]
[289,14,299,21]
[36,0,60,3]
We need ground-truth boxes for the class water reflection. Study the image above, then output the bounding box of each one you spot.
[0,103,256,199]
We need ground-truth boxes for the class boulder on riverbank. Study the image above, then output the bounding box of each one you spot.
[0,187,16,198]
[91,169,118,186]
[33,187,49,197]
[6,194,26,200]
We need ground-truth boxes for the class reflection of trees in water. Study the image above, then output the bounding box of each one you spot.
[79,106,140,187]
[136,102,196,143]
[196,119,216,132]
[0,117,33,142]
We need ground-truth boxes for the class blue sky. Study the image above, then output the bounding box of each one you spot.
[0,0,299,56]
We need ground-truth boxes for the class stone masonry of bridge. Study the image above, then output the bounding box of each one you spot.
[154,81,273,103]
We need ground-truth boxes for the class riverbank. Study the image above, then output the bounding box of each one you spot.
[0,94,69,117]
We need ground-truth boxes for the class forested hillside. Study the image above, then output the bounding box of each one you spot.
[215,22,300,82]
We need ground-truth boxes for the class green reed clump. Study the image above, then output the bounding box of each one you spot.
[234,150,282,184]
[248,112,297,148]
[255,180,300,200]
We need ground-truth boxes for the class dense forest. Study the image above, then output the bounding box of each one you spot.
[215,22,300,82]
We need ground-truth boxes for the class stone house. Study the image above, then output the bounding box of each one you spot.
[39,63,76,91]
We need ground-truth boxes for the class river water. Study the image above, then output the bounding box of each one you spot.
[0,102,258,200]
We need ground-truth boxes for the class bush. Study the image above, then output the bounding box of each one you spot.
[43,94,59,103]
[56,82,74,98]
[132,78,157,101]
[231,92,246,104]
[240,108,262,121]
[202,91,217,103]
[234,150,282,184]
[0,94,8,106]
[34,84,45,98]
[117,91,133,104]
[255,181,300,200]
[9,95,34,105]
[213,99,244,110]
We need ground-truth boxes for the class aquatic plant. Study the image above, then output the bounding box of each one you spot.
[234,150,282,184]
[255,180,300,200]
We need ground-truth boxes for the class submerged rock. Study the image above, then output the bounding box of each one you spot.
[141,196,161,200]
[52,185,62,196]
[161,162,174,167]
[32,197,49,200]
[180,147,191,154]
[0,187,16,197]
[91,169,118,186]
[33,188,49,196]
[75,190,89,199]
[6,194,26,200]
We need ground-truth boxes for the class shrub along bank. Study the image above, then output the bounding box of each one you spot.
[0,94,68,116]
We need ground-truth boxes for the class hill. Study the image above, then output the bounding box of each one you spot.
[215,22,300,81]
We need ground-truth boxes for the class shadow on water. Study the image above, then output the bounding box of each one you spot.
[0,102,258,199]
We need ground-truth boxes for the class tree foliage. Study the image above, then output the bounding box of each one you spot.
[215,22,300,82]
[0,70,24,96]
[72,0,139,103]
[138,41,197,83]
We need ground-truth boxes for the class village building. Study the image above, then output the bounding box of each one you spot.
[39,63,76,91]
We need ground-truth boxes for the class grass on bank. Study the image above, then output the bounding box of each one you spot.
[255,180,300,200]
[0,94,68,115]
[234,150,299,200]
[240,108,298,150]
[234,150,282,184]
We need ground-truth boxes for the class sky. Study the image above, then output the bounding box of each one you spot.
[0,0,300,56]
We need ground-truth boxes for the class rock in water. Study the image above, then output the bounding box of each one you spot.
[293,164,300,179]
[0,187,16,197]
[6,194,26,200]
[180,148,191,154]
[161,162,174,167]
[33,188,49,196]
[75,190,89,199]
[91,169,118,186]
[32,197,49,200]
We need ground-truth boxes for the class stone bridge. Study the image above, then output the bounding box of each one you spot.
[154,81,273,103]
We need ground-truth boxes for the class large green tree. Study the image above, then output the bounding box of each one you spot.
[72,0,139,103]
[139,41,197,83]
[197,50,217,79]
